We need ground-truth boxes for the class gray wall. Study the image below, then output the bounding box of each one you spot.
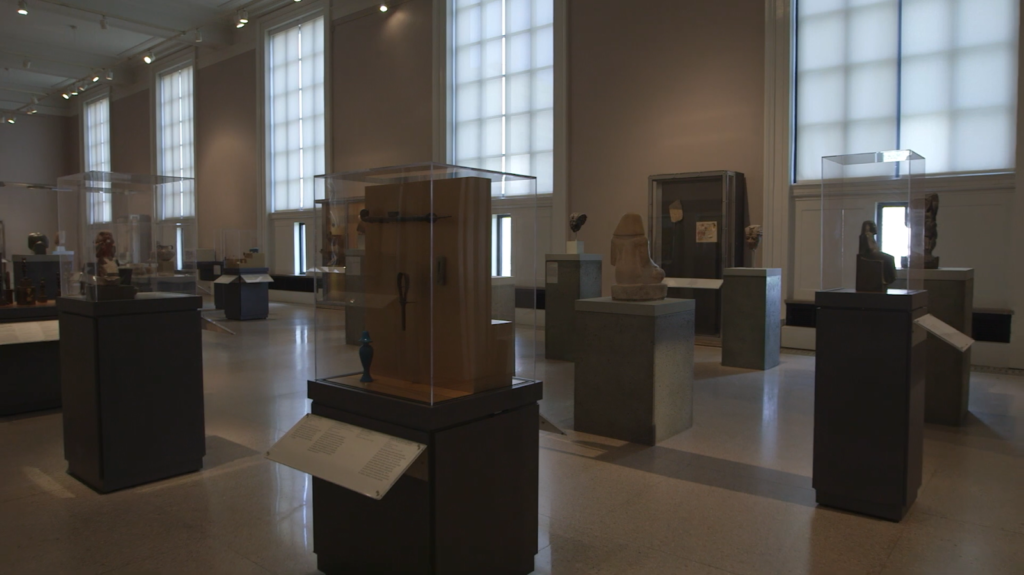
[567,0,766,294]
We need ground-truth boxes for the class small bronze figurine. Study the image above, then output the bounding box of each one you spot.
[15,258,36,306]
[856,221,897,292]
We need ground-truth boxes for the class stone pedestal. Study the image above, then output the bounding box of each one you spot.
[573,297,694,445]
[544,255,602,361]
[922,269,973,426]
[721,268,781,370]
[814,289,927,521]
[491,276,515,322]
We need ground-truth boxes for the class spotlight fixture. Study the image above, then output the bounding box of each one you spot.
[62,92,70,99]
[70,86,79,96]
[105,69,114,81]
[194,29,203,43]
[17,1,28,16]
[100,15,108,29]
[78,82,87,92]
[23,58,31,69]
[27,106,37,115]
[92,75,100,82]
[143,51,154,64]
[6,115,15,124]
[236,9,248,28]
[379,2,389,12]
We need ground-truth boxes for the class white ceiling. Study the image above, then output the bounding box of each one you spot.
[0,0,282,115]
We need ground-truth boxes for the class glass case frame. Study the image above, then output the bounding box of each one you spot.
[312,163,538,406]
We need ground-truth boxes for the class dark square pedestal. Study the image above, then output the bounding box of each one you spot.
[307,379,542,575]
[218,268,271,320]
[813,289,927,521]
[922,269,973,425]
[58,293,205,493]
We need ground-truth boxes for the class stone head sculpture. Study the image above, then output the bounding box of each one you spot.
[94,230,119,281]
[27,232,49,255]
[610,213,667,301]
[744,225,762,251]
[569,213,588,237]
[157,243,176,262]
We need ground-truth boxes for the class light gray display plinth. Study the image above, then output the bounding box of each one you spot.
[492,277,515,322]
[573,297,694,445]
[721,268,781,370]
[923,268,973,426]
[545,254,602,361]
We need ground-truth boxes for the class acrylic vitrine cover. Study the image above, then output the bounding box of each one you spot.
[56,172,197,301]
[820,151,926,294]
[648,171,747,338]
[312,163,539,405]
[0,182,77,309]
[218,229,262,269]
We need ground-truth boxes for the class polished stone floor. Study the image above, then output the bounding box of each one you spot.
[2,302,1023,574]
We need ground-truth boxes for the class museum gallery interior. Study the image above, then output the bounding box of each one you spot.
[1,0,1023,573]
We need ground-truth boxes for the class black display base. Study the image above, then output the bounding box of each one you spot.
[0,340,60,416]
[58,293,205,493]
[813,289,926,522]
[223,268,270,321]
[214,283,225,309]
[307,379,542,575]
[0,302,58,323]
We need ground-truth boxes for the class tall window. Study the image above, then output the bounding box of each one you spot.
[157,65,195,219]
[268,15,326,212]
[795,0,1018,181]
[84,97,111,223]
[452,0,554,195]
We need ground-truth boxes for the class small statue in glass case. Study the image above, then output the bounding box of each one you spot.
[856,221,897,292]
[610,213,667,301]
[569,213,587,238]
[95,231,121,284]
[157,243,176,274]
[27,232,49,255]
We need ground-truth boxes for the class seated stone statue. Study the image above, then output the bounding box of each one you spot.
[610,213,667,301]
[856,221,897,292]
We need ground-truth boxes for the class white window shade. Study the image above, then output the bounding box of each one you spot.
[795,0,1018,181]
[157,65,195,219]
[453,0,554,196]
[84,97,111,223]
[269,15,326,212]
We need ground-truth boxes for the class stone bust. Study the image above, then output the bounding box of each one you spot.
[94,230,120,284]
[856,220,897,291]
[27,232,49,255]
[610,213,667,301]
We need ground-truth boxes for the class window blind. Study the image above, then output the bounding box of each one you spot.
[84,97,111,223]
[157,65,195,219]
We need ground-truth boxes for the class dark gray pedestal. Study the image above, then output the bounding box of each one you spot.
[58,293,205,493]
[721,268,781,370]
[814,289,927,522]
[307,379,542,575]
[222,268,271,321]
[922,269,973,426]
[544,254,602,361]
[0,338,60,415]
[574,297,695,445]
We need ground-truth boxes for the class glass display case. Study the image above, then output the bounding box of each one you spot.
[313,163,538,405]
[218,229,262,269]
[56,172,197,301]
[820,151,926,293]
[0,182,76,309]
[648,171,747,339]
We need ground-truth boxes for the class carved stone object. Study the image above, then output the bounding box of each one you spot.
[95,231,121,285]
[28,233,49,255]
[569,213,587,238]
[924,193,939,269]
[610,213,667,301]
[744,225,762,252]
[856,221,897,292]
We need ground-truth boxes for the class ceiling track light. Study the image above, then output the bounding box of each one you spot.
[105,69,114,81]
[6,115,15,124]
[195,29,203,43]
[27,106,37,115]
[143,51,154,64]
[236,9,248,28]
[92,74,100,83]
[70,86,78,96]
[62,92,70,99]
[23,58,31,69]
[17,1,28,16]
[379,2,389,12]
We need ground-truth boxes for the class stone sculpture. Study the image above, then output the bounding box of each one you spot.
[856,221,897,292]
[610,213,667,301]
[924,193,939,269]
[27,232,48,255]
[95,231,120,284]
[744,225,762,252]
[569,213,587,238]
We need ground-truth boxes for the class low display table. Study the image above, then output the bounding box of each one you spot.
[721,268,781,370]
[544,254,602,361]
[0,317,60,415]
[58,293,205,493]
[214,267,272,320]
[307,379,542,575]
[573,297,695,445]
[813,289,926,521]
[922,269,973,425]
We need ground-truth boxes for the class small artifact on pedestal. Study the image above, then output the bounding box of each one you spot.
[156,244,176,274]
[90,231,137,301]
[15,259,36,306]
[37,278,48,304]
[27,233,49,255]
[567,213,588,254]
[924,193,939,269]
[856,221,897,292]
[358,331,374,383]
[610,213,667,301]
[745,224,762,252]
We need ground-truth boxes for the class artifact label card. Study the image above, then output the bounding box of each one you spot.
[0,320,59,345]
[696,221,718,243]
[663,277,724,290]
[915,314,974,352]
[546,262,559,284]
[267,413,425,500]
